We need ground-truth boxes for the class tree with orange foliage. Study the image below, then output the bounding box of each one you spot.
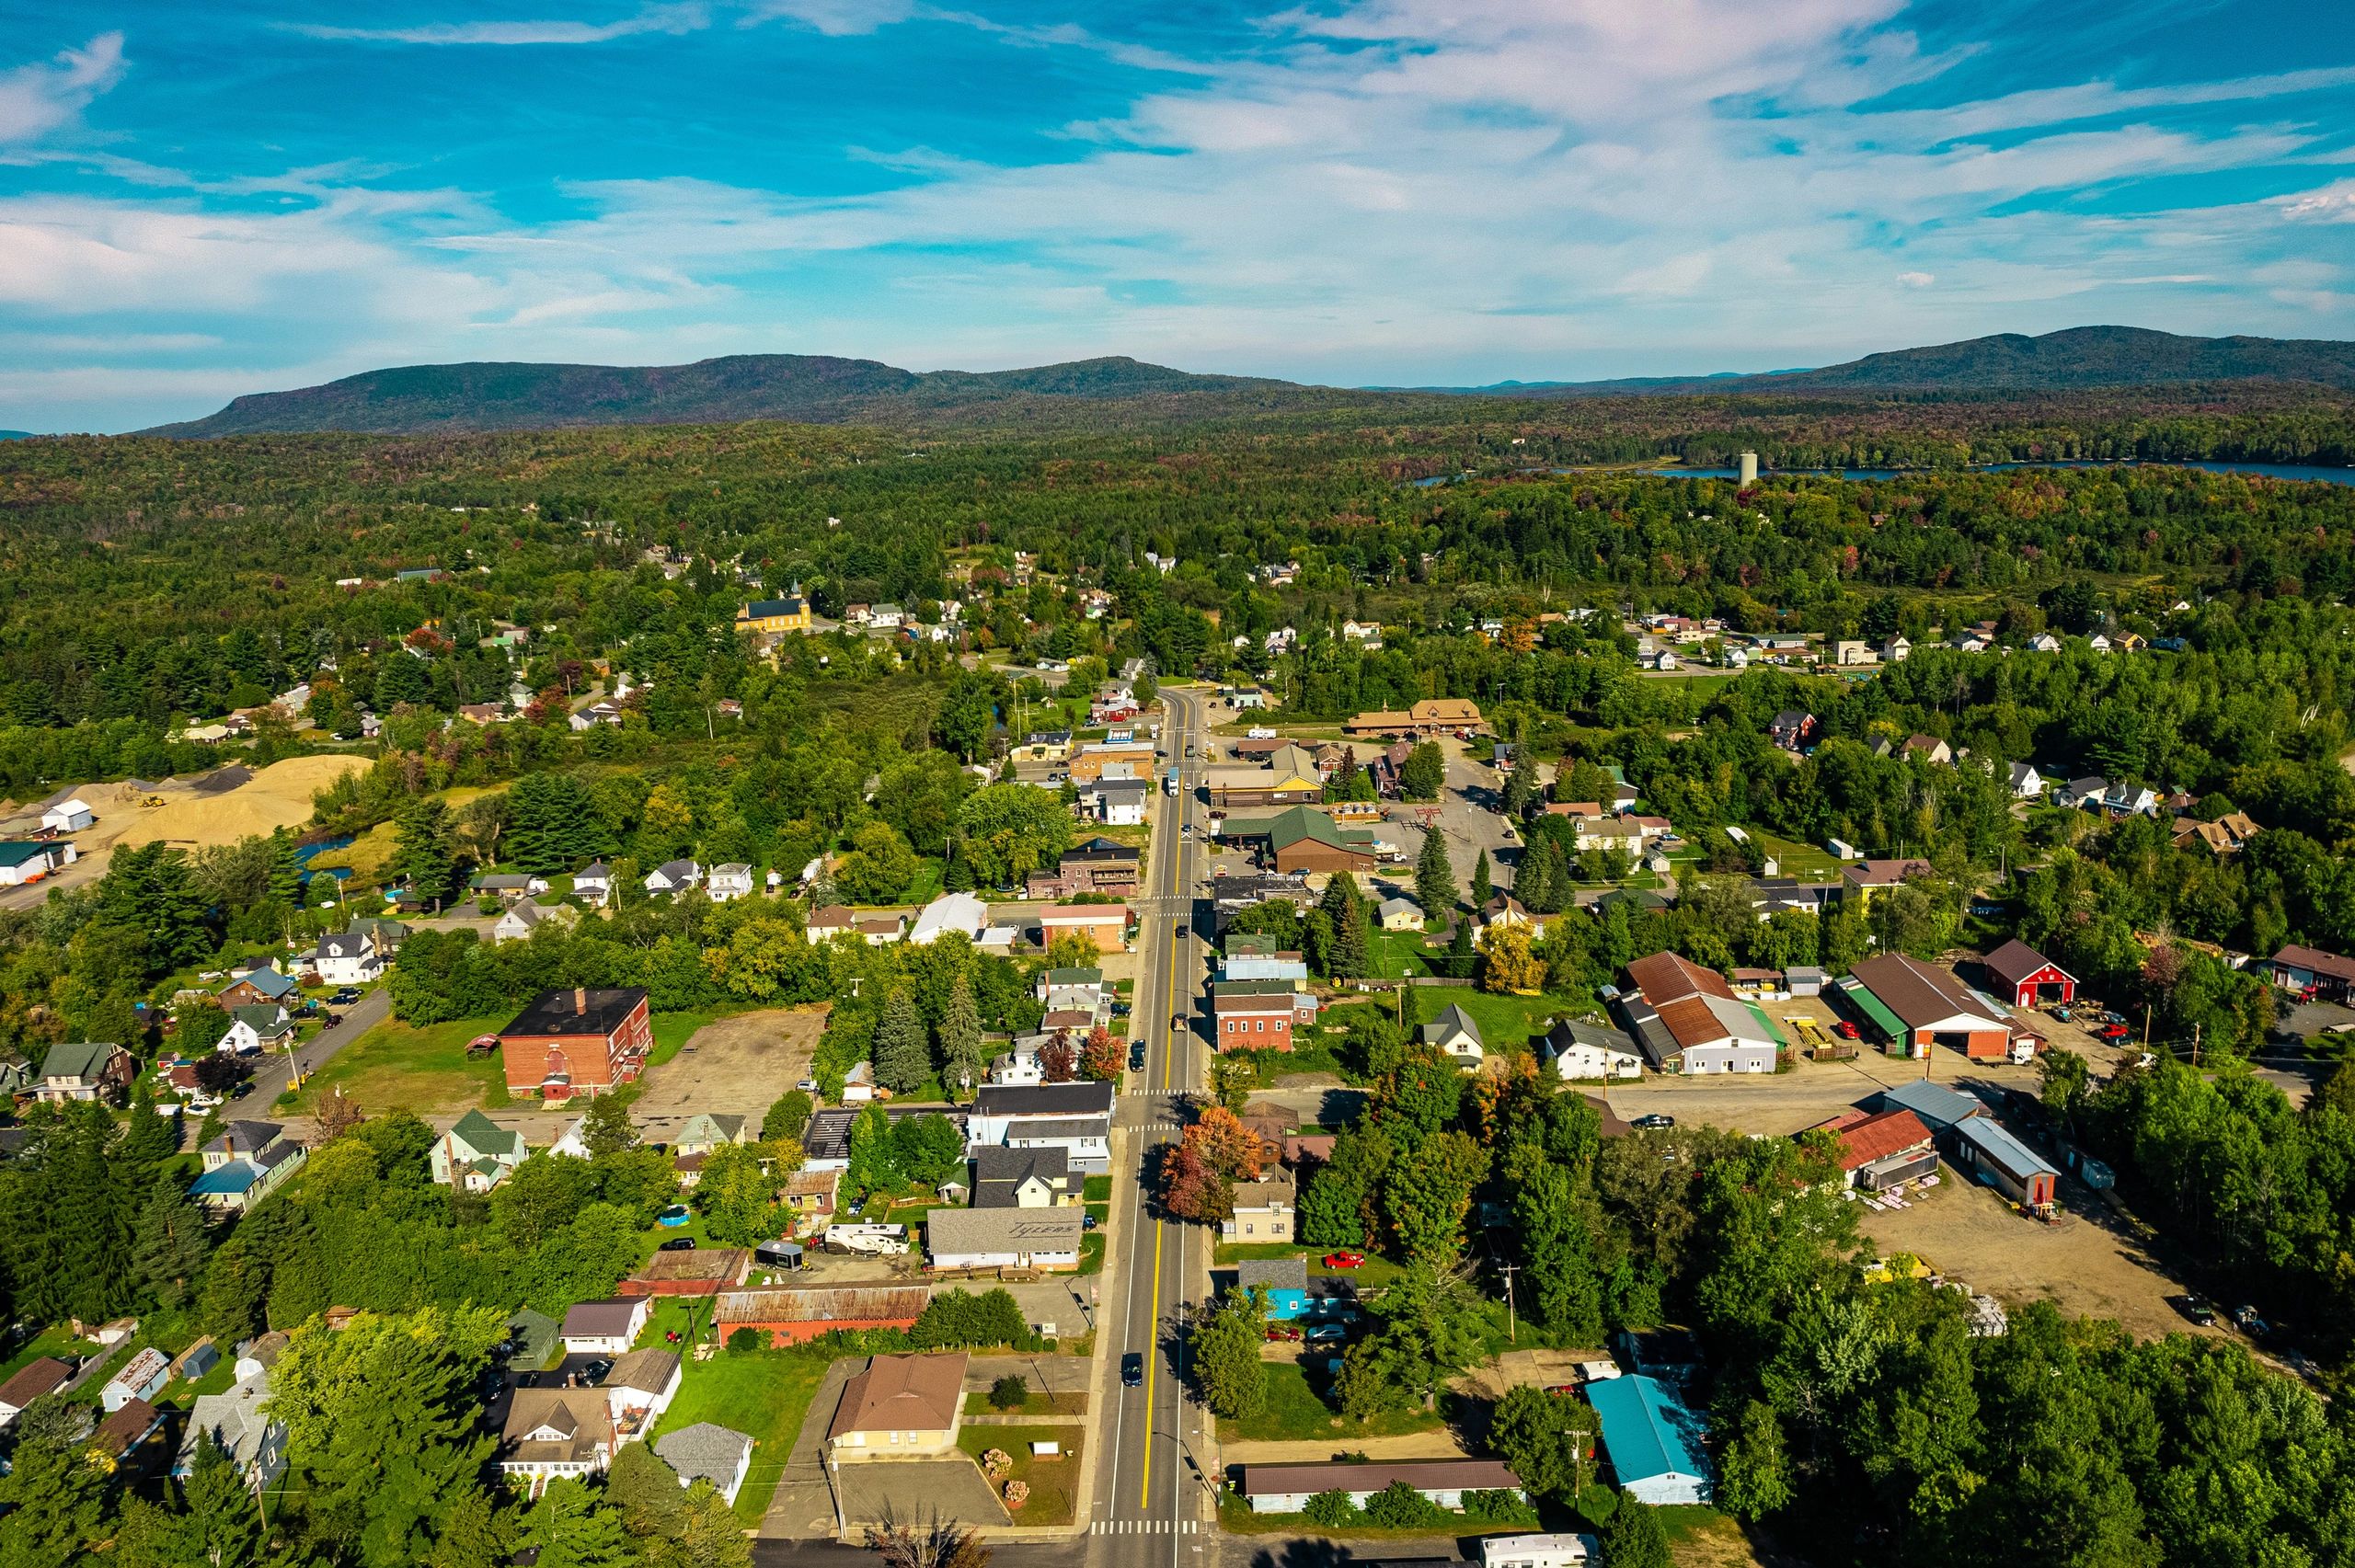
[1158,1104,1269,1224]
[1078,1025,1123,1082]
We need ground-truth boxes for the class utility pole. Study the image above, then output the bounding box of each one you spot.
[1499,1263,1519,1345]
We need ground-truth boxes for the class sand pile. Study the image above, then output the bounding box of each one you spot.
[113,755,369,852]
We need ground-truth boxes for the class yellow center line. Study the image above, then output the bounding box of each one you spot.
[1140,696,1189,1512]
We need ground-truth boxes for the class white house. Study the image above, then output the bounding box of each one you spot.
[560,1299,652,1356]
[602,1349,683,1444]
[574,862,612,904]
[40,799,94,833]
[908,891,988,945]
[308,930,383,987]
[431,1110,529,1191]
[2086,633,2112,653]
[644,859,701,896]
[216,1005,293,1056]
[1541,1018,1644,1082]
[987,1045,1046,1086]
[569,701,624,731]
[654,1424,754,1507]
[1418,1004,1486,1071]
[706,864,755,903]
[495,900,577,944]
[2007,762,2045,800]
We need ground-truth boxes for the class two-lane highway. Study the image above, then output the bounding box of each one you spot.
[1087,688,1213,1562]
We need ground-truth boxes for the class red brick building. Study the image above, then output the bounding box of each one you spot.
[1211,980,1313,1052]
[498,987,653,1102]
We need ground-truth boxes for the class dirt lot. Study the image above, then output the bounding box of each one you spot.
[0,756,369,910]
[1856,1165,2219,1343]
[631,1008,826,1123]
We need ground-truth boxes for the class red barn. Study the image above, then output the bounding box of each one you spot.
[1982,941,2075,1008]
[498,987,653,1102]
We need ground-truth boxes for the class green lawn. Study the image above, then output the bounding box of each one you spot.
[1215,1362,1447,1443]
[290,1014,510,1115]
[1366,931,1442,979]
[964,1389,1088,1417]
[1212,1241,1407,1288]
[1751,830,1841,879]
[648,1347,835,1526]
[1082,1175,1112,1203]
[1410,986,1564,1050]
[1078,1202,1109,1276]
[959,1423,1086,1525]
[0,1325,98,1383]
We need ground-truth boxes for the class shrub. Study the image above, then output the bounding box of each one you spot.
[1575,1482,1619,1528]
[727,1327,764,1352]
[1003,1479,1029,1508]
[1303,1489,1360,1528]
[979,1448,1013,1481]
[1463,1488,1539,1525]
[1363,1481,1444,1529]
[988,1374,1028,1411]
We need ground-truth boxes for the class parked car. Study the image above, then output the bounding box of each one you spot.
[2051,1005,2074,1022]
[1632,1113,1677,1130]
[1304,1323,1348,1345]
[1264,1325,1302,1343]
[1322,1251,1366,1269]
[319,1013,341,1029]
[1121,1353,1144,1388]
[2234,1305,2270,1336]
[659,1237,697,1252]
[581,1357,615,1382]
[2168,1295,2218,1327]
[796,1078,820,1093]
[329,988,362,1004]
[1129,1043,1146,1070]
[2098,1023,2131,1040]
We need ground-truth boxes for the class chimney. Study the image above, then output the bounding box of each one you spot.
[573,988,587,1013]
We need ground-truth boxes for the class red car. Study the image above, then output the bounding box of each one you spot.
[1322,1252,1366,1270]
[1263,1325,1302,1342]
[2098,1023,2131,1040]
[1834,1020,1861,1040]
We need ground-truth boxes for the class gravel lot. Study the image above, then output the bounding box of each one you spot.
[633,1008,826,1122]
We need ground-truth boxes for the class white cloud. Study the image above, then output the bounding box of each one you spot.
[0,32,126,144]
[1897,271,1936,287]
[286,4,706,47]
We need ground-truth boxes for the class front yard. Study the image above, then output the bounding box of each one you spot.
[959,1422,1086,1525]
[1410,986,1566,1051]
[647,1346,835,1526]
[1214,1362,1452,1443]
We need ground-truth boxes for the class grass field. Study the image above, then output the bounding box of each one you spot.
[1367,931,1442,979]
[292,1014,510,1114]
[959,1423,1086,1525]
[1215,1362,1449,1443]
[1410,986,1563,1050]
[964,1389,1089,1417]
[649,1347,834,1525]
[1751,830,1841,879]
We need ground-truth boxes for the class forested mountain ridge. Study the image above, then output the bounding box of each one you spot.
[1415,326,2355,398]
[138,352,1338,438]
[134,328,2355,439]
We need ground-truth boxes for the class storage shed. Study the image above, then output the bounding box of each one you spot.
[1982,941,2076,1008]
[1954,1117,2059,1207]
[1588,1373,1711,1505]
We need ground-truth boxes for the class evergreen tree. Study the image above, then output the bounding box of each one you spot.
[871,987,931,1093]
[1318,871,1370,979]
[428,1489,511,1568]
[505,773,612,875]
[267,826,304,907]
[131,1177,212,1310]
[1501,762,1537,820]
[606,1441,687,1539]
[121,1081,177,1168]
[1414,827,1456,918]
[674,1482,752,1568]
[391,797,459,910]
[0,1395,112,1566]
[179,1435,266,1568]
[529,1480,636,1568]
[1471,850,1494,911]
[938,973,985,1093]
[268,1306,505,1568]
[97,842,213,979]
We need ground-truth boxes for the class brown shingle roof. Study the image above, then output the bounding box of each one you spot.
[1982,940,2069,991]
[829,1352,967,1438]
[2274,944,2355,983]
[1848,954,2004,1029]
[0,1356,71,1410]
[1625,951,1730,1005]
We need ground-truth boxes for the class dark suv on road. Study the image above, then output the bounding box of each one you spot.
[1121,1353,1144,1388]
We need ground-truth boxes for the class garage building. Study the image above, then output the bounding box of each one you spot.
[1954,1116,2060,1208]
[1982,940,2077,1008]
[1844,954,2028,1062]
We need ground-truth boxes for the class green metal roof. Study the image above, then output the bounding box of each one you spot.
[1835,975,1904,1038]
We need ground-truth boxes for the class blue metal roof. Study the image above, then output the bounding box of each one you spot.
[190,1161,260,1196]
[1957,1117,2059,1183]
[1589,1374,1706,1485]
[1878,1078,1985,1127]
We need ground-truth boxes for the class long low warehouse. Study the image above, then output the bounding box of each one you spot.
[713,1286,931,1345]
[1236,1459,1522,1514]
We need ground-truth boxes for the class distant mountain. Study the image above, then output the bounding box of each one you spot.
[1451,327,2355,399]
[0,431,30,441]
[139,326,2355,439]
[140,354,1316,438]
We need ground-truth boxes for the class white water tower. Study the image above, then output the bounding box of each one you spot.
[1738,451,1759,486]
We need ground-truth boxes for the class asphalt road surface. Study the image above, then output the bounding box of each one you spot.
[1086,688,1217,1567]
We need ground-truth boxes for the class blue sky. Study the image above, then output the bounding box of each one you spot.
[2,0,2352,431]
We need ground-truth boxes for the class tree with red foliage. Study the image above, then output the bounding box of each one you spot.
[1160,1144,1235,1225]
[1038,1034,1077,1082]
[1079,1026,1122,1082]
[1189,1105,1269,1182]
